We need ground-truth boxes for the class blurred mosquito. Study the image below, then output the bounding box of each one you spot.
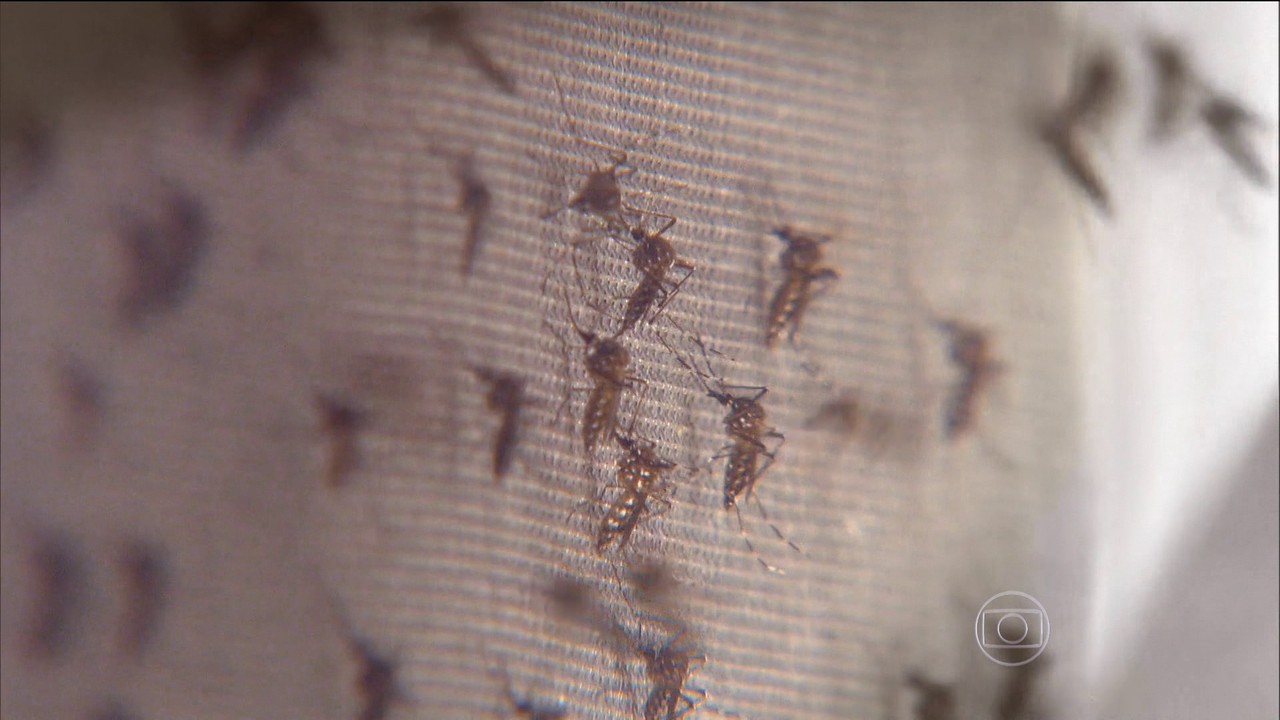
[472,366,525,481]
[454,151,495,278]
[316,394,366,488]
[935,319,1004,442]
[1201,96,1272,188]
[413,3,516,95]
[493,665,568,720]
[323,593,407,720]
[0,113,54,202]
[1146,37,1272,187]
[25,529,84,661]
[116,189,209,327]
[765,226,839,349]
[744,180,840,353]
[805,395,859,435]
[995,654,1050,720]
[628,559,677,608]
[1037,50,1121,214]
[180,2,333,151]
[611,611,747,720]
[55,355,104,450]
[116,537,168,660]
[88,699,140,720]
[351,637,400,720]
[631,623,707,720]
[1148,38,1196,142]
[905,672,956,720]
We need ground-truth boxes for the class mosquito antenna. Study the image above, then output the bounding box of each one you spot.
[551,75,590,161]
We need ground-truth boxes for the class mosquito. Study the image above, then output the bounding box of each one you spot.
[707,384,804,572]
[351,637,400,720]
[611,608,741,720]
[413,3,517,96]
[116,537,168,660]
[1038,50,1121,214]
[25,529,83,661]
[316,394,366,488]
[180,2,333,151]
[594,432,677,553]
[558,204,690,339]
[55,355,104,449]
[765,226,839,349]
[1148,38,1195,142]
[905,672,956,720]
[552,585,733,720]
[455,152,494,278]
[634,625,707,720]
[804,396,859,435]
[615,211,695,335]
[935,319,1004,441]
[88,698,139,720]
[548,288,644,454]
[1144,38,1271,187]
[669,337,800,574]
[116,189,209,327]
[995,654,1049,720]
[1201,95,1272,188]
[628,559,676,607]
[495,665,569,720]
[472,367,525,481]
[540,76,675,238]
[565,410,675,591]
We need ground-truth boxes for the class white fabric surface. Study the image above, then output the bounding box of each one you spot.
[1,4,1274,720]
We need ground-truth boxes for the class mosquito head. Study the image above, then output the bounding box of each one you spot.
[780,232,826,270]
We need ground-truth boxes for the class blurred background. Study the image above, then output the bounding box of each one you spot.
[1,3,1275,719]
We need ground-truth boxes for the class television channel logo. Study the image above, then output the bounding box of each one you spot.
[975,591,1050,666]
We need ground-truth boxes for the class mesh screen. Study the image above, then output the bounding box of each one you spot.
[1,4,1082,719]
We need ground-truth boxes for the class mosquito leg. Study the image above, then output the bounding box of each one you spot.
[750,489,803,555]
[733,503,786,575]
